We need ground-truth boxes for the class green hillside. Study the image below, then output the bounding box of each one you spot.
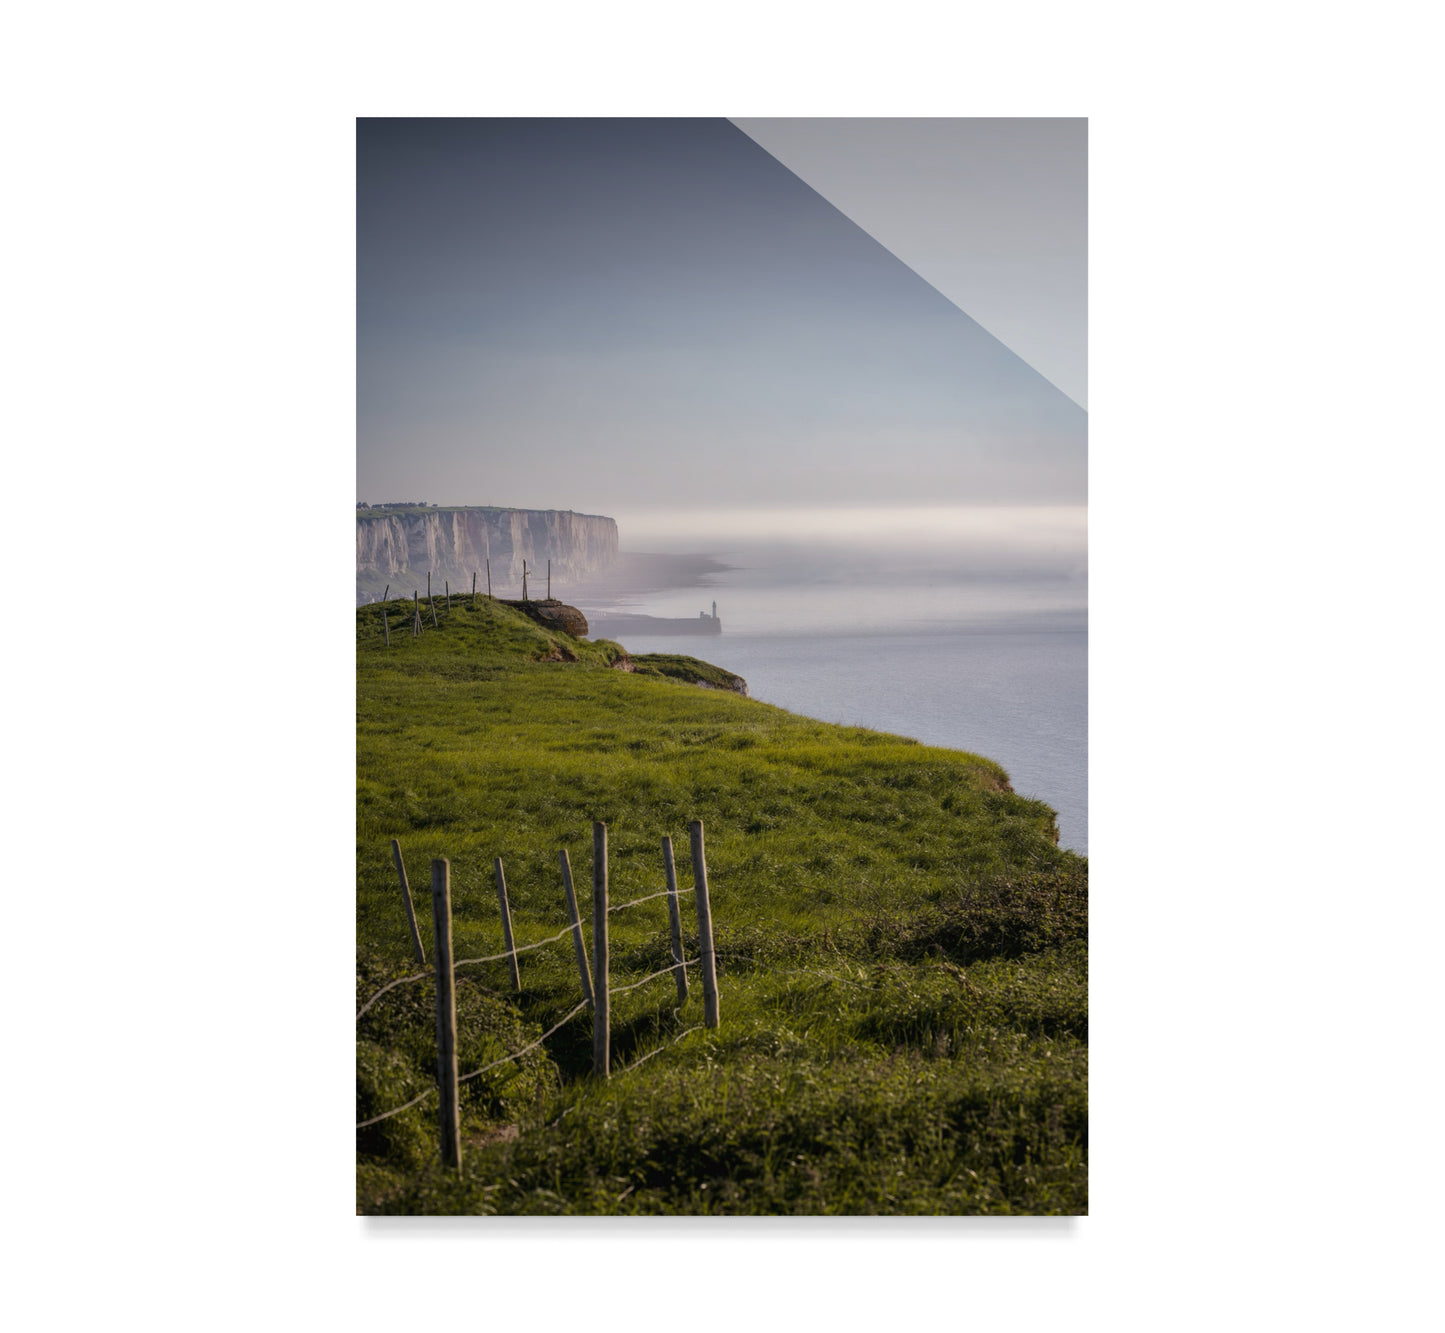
[356,595,1087,1214]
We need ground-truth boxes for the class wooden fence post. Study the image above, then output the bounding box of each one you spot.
[472,571,476,605]
[558,849,594,1005]
[383,584,389,602]
[523,559,529,601]
[413,591,421,637]
[592,822,609,1078]
[390,839,425,964]
[430,593,439,628]
[382,608,390,648]
[689,820,719,1029]
[431,857,461,1170]
[486,559,491,597]
[445,579,451,612]
[493,857,521,992]
[428,571,431,599]
[661,835,689,1005]
[547,559,551,600]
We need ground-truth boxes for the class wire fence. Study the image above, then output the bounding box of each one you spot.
[356,901,694,1022]
[610,957,699,998]
[616,1023,705,1076]
[609,885,695,913]
[357,821,720,1160]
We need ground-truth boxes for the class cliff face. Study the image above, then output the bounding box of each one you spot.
[357,507,618,602]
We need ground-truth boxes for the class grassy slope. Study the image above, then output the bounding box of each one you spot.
[356,596,1087,1215]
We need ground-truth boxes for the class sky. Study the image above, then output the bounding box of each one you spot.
[356,117,1086,532]
[732,118,1087,409]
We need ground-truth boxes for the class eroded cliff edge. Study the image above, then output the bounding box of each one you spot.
[357,506,617,603]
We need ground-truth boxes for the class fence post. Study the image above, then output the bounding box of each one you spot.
[390,839,426,964]
[430,593,439,628]
[486,559,491,597]
[493,857,521,992]
[445,579,451,613]
[688,820,719,1029]
[430,857,461,1170]
[592,822,609,1078]
[558,849,594,1005]
[547,558,551,600]
[472,571,476,605]
[382,608,390,648]
[661,836,689,1005]
[383,584,389,602]
[413,591,421,636]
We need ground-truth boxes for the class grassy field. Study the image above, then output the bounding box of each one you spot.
[356,595,1087,1214]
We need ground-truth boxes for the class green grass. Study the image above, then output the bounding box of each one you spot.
[356,596,1086,1214]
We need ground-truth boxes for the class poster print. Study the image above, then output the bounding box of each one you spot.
[355,117,1087,1215]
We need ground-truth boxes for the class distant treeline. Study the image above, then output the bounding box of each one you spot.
[358,501,430,510]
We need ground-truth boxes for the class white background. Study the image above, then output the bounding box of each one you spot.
[4,2,1440,1328]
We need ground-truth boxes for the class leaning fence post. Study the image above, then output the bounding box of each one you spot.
[413,591,422,636]
[592,822,610,1078]
[383,583,389,602]
[558,849,594,1005]
[390,839,426,964]
[689,820,719,1029]
[493,857,521,992]
[431,857,461,1170]
[662,835,689,1005]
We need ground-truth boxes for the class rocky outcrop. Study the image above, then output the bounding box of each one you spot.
[502,599,589,637]
[695,676,749,697]
[629,656,749,696]
[357,507,617,603]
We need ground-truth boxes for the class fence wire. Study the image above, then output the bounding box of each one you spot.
[356,1085,436,1130]
[615,1024,705,1076]
[356,968,433,1021]
[608,885,694,913]
[609,957,698,998]
[357,999,591,1129]
[356,926,580,1021]
[458,999,589,1085]
[454,924,576,971]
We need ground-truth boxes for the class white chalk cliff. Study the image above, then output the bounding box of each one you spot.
[357,507,617,601]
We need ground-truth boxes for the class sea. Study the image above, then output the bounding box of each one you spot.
[573,511,1088,854]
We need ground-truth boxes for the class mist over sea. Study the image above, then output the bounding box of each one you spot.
[575,509,1088,854]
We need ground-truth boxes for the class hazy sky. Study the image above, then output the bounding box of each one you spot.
[732,118,1087,409]
[357,118,1086,526]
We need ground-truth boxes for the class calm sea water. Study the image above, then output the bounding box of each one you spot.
[581,530,1088,854]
